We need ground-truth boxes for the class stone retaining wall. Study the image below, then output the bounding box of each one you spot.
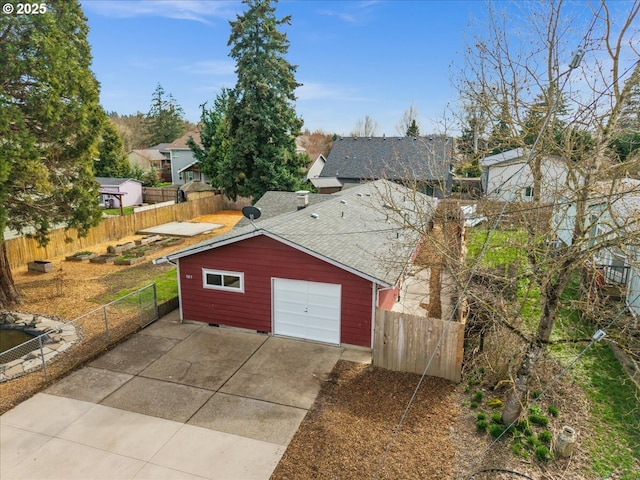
[0,312,81,382]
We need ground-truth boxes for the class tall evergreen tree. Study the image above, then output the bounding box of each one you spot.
[144,84,186,146]
[95,120,131,178]
[222,0,306,201]
[406,119,420,137]
[188,90,233,186]
[0,0,104,307]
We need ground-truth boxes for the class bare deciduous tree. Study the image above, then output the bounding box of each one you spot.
[454,0,640,424]
[396,102,421,136]
[351,115,379,137]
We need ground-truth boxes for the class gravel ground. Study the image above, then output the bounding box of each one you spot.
[272,361,458,480]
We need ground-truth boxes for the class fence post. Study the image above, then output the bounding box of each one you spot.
[153,283,158,321]
[38,336,48,381]
[103,306,110,342]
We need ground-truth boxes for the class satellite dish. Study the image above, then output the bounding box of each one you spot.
[242,205,262,221]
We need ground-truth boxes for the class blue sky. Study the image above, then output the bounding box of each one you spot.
[81,0,486,137]
[81,0,636,138]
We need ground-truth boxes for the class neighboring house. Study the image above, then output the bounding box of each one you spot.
[128,148,170,178]
[553,178,640,317]
[96,177,143,207]
[305,154,327,181]
[161,179,439,348]
[318,136,454,198]
[480,148,569,203]
[166,130,210,185]
[128,144,172,181]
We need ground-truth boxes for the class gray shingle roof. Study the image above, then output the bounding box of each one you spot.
[319,136,454,182]
[480,148,526,167]
[234,191,335,229]
[167,179,438,286]
[95,177,141,186]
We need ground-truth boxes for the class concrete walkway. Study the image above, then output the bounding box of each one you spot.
[1,311,370,479]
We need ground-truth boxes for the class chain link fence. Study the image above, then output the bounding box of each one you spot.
[1,283,158,383]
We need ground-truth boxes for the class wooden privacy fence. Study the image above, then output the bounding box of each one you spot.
[373,309,465,383]
[5,192,228,269]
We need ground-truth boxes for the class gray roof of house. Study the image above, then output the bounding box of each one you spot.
[129,149,167,161]
[167,179,439,286]
[309,177,343,188]
[234,191,335,229]
[95,177,141,187]
[319,136,454,182]
[480,148,526,167]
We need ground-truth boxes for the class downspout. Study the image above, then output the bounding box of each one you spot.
[371,283,377,350]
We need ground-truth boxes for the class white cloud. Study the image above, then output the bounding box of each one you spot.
[81,0,238,23]
[181,60,236,76]
[296,81,370,102]
[316,0,382,25]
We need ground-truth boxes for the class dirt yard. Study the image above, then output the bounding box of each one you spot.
[0,211,243,413]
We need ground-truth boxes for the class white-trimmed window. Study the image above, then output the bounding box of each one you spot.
[524,186,534,198]
[202,269,244,292]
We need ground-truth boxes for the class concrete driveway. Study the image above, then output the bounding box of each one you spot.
[1,310,370,479]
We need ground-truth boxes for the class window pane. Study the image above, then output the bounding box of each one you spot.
[223,275,241,289]
[206,273,222,286]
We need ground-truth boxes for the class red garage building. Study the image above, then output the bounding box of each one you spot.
[163,180,438,348]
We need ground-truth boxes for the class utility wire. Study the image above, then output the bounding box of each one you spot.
[373,3,613,477]
[466,297,633,473]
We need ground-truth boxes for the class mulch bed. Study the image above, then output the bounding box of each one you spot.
[272,360,458,479]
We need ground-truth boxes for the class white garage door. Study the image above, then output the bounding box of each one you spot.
[273,278,341,345]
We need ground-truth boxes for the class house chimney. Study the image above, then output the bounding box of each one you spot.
[296,190,309,210]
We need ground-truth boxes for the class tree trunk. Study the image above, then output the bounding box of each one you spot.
[502,286,562,424]
[502,342,545,424]
[0,241,22,308]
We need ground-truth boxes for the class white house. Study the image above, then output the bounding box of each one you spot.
[96,177,143,208]
[481,148,569,203]
[553,178,640,318]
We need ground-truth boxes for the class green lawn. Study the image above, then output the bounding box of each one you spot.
[102,206,135,216]
[466,226,640,477]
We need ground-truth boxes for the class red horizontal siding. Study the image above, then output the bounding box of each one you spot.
[178,235,374,347]
[378,287,399,310]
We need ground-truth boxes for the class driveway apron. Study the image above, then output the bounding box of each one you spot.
[1,310,357,479]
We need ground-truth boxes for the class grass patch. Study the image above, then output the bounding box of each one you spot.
[557,342,640,478]
[103,206,135,215]
[95,263,177,304]
[466,226,640,476]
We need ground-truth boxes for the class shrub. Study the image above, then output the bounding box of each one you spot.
[548,405,559,417]
[529,405,543,416]
[489,424,505,439]
[476,419,489,432]
[529,413,550,427]
[526,434,540,447]
[486,397,503,409]
[477,412,487,421]
[535,445,553,463]
[538,430,553,445]
[472,391,484,403]
[511,440,528,458]
[491,412,503,424]
[470,401,479,409]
